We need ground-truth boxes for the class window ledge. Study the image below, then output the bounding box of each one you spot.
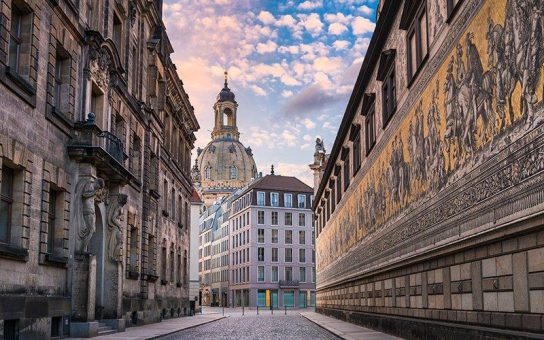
[149,189,161,200]
[176,282,182,288]
[146,273,159,282]
[1,66,37,107]
[127,270,140,280]
[406,55,429,89]
[44,253,68,267]
[0,243,29,262]
[160,279,168,285]
[46,107,74,137]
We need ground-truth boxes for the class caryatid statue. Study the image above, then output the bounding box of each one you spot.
[107,194,127,262]
[76,177,105,253]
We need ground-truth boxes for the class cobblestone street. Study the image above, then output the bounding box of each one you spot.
[160,314,340,340]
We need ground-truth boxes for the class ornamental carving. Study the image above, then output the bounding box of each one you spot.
[89,48,111,90]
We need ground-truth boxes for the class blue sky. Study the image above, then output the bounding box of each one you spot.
[163,0,378,185]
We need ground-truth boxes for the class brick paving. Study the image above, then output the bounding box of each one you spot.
[159,314,341,340]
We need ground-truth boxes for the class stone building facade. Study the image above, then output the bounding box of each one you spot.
[0,0,198,338]
[192,73,258,207]
[313,0,544,337]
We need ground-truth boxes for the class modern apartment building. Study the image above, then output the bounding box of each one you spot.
[230,174,316,308]
[198,194,234,306]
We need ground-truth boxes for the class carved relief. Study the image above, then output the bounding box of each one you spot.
[317,0,544,274]
[75,177,106,253]
[89,48,111,90]
[107,193,128,262]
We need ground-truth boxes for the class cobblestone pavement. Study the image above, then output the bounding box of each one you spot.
[159,314,340,340]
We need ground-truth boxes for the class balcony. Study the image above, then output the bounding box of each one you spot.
[68,113,135,184]
[279,280,300,288]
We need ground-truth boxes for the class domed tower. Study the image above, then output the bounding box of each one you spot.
[193,72,258,206]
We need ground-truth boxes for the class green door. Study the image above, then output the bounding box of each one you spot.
[283,291,294,307]
[310,291,316,306]
[299,291,307,308]
[257,290,266,307]
[272,291,279,308]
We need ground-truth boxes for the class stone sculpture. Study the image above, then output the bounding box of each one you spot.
[76,177,105,253]
[107,194,128,262]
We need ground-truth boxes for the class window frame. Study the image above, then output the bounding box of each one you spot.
[257,210,265,225]
[297,194,306,208]
[270,192,279,207]
[285,212,292,226]
[271,211,278,225]
[257,191,265,206]
[364,97,376,155]
[406,2,429,84]
[446,0,463,22]
[382,65,396,128]
[284,193,292,208]
[0,166,15,244]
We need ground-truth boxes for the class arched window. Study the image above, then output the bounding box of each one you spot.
[230,166,237,179]
[205,166,211,180]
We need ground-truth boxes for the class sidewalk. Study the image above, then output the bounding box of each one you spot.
[300,312,401,340]
[68,313,226,340]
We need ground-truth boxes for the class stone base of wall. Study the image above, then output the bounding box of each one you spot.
[317,307,544,340]
[122,297,190,326]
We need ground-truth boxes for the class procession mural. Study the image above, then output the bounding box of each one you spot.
[317,0,544,271]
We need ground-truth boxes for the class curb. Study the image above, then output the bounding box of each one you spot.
[299,313,345,340]
[148,315,228,339]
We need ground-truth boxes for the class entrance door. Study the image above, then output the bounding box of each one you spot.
[89,203,105,319]
[272,291,279,308]
[299,291,307,308]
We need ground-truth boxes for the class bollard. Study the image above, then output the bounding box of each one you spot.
[284,305,287,315]
[271,305,273,315]
[222,306,224,316]
[242,305,244,316]
[257,305,259,315]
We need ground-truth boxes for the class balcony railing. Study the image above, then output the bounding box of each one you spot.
[68,113,134,184]
[279,280,300,288]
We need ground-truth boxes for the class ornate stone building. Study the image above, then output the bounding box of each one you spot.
[0,0,198,338]
[192,73,258,206]
[314,0,544,337]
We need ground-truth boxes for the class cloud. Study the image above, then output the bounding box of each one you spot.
[297,0,323,10]
[352,16,375,35]
[283,83,344,116]
[257,10,275,25]
[333,40,350,50]
[276,14,297,27]
[358,5,373,16]
[256,40,278,54]
[302,118,316,129]
[298,13,324,36]
[328,22,348,35]
[276,163,314,187]
[251,84,267,96]
[282,90,294,97]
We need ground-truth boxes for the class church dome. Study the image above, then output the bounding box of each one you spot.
[196,139,257,189]
[217,85,236,102]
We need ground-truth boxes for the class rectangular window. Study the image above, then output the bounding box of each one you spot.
[298,213,306,227]
[447,0,462,19]
[271,211,278,225]
[47,188,63,255]
[258,266,265,282]
[297,194,306,208]
[407,3,428,81]
[272,247,278,262]
[257,191,265,206]
[312,267,316,283]
[299,267,306,282]
[285,248,292,262]
[53,51,70,113]
[344,156,350,191]
[270,192,279,207]
[299,248,306,263]
[285,212,292,226]
[382,66,396,126]
[0,166,14,243]
[284,193,292,208]
[353,134,361,175]
[9,2,32,78]
[271,229,278,243]
[257,228,264,243]
[299,231,305,245]
[258,247,264,262]
[285,230,292,244]
[271,266,278,282]
[257,210,264,224]
[365,103,376,153]
[113,14,123,53]
[285,266,293,281]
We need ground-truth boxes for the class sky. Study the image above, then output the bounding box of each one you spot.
[163,0,378,186]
